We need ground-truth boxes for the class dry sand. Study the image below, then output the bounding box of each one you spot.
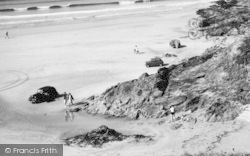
[1,0,250,155]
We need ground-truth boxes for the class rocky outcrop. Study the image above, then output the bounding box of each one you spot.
[75,36,250,122]
[76,0,250,121]
[64,125,152,148]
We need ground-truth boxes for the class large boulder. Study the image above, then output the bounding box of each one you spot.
[64,125,152,148]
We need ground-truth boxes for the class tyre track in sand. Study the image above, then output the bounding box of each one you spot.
[0,70,29,92]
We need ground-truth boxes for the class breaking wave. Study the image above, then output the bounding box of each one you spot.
[0,0,211,13]
[0,0,214,29]
[0,1,120,12]
[119,1,136,5]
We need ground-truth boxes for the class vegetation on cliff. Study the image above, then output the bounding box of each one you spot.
[196,0,250,37]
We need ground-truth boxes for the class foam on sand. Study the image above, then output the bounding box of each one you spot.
[119,0,136,5]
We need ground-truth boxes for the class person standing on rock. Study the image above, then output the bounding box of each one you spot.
[169,105,175,122]
[68,93,74,106]
[63,92,68,107]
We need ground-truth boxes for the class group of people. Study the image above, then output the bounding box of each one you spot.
[63,92,74,107]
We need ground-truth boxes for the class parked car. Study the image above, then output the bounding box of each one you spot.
[29,86,59,104]
[146,57,164,67]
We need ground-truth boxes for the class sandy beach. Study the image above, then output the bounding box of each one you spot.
[1,0,250,155]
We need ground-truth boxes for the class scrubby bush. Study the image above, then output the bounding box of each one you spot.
[196,0,249,37]
[238,37,250,52]
[185,97,200,112]
[214,0,238,9]
[205,101,240,122]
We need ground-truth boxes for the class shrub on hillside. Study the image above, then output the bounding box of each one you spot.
[205,101,240,122]
[214,0,238,9]
[238,37,250,52]
[196,0,249,37]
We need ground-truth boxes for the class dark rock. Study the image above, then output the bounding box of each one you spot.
[157,67,170,80]
[64,125,152,147]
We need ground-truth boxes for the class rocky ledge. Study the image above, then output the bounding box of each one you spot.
[64,125,152,148]
[73,36,250,122]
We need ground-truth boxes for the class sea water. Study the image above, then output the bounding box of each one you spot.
[0,0,205,29]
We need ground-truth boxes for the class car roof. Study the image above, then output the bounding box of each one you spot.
[38,86,55,91]
[152,57,162,61]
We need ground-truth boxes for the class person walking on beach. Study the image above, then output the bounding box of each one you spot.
[169,105,175,122]
[134,45,139,54]
[63,92,68,107]
[68,93,74,106]
[5,31,9,39]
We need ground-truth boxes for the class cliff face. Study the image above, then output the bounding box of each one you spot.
[78,37,249,122]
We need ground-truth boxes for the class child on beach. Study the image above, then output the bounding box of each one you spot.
[169,105,175,122]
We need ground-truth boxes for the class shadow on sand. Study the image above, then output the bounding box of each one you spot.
[179,45,186,48]
[137,51,146,54]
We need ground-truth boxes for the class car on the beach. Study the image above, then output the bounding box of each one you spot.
[29,86,59,104]
[145,57,164,67]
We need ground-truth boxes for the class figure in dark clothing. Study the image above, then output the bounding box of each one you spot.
[5,31,9,39]
[63,92,68,107]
